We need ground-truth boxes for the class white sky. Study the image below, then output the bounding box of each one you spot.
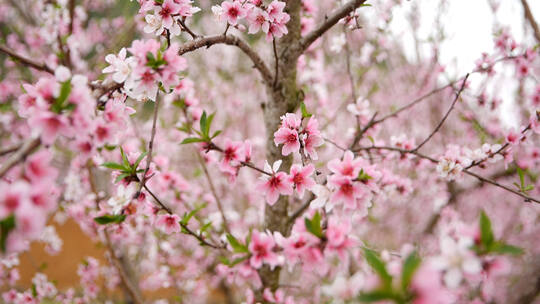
[386,0,540,126]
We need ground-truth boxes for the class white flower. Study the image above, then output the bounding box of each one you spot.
[102,48,136,83]
[436,158,463,181]
[347,97,371,117]
[431,236,482,289]
[310,184,331,211]
[144,14,165,36]
[54,65,71,82]
[330,33,347,53]
[107,184,136,214]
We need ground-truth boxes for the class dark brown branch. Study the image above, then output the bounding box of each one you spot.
[297,0,367,54]
[0,143,23,157]
[137,93,160,195]
[0,45,53,74]
[521,0,540,43]
[355,145,540,204]
[177,35,273,85]
[196,153,231,234]
[143,185,225,250]
[412,73,469,152]
[0,137,40,178]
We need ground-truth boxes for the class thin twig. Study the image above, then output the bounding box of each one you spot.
[0,137,40,178]
[520,0,540,43]
[355,145,540,204]
[412,73,469,152]
[297,0,367,54]
[0,45,53,74]
[177,34,273,85]
[137,93,160,195]
[196,153,231,234]
[143,185,225,249]
[178,18,199,39]
[0,143,23,157]
[273,38,279,88]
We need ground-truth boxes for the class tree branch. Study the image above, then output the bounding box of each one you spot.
[297,0,367,54]
[412,73,469,152]
[520,0,540,43]
[0,137,40,178]
[177,34,273,85]
[354,145,540,204]
[0,45,53,74]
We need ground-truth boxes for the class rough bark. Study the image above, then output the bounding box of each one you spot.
[259,0,303,292]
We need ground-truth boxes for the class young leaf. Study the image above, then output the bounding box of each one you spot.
[115,173,132,183]
[491,242,524,255]
[304,211,323,238]
[364,248,392,286]
[0,215,16,253]
[517,167,525,188]
[94,214,126,225]
[181,137,206,144]
[479,211,494,248]
[199,111,208,137]
[357,290,395,302]
[300,102,312,118]
[102,162,129,171]
[401,251,421,291]
[226,233,249,253]
[120,147,130,169]
[132,152,148,171]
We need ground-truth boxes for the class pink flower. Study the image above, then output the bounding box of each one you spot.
[258,160,294,205]
[221,1,247,25]
[328,175,364,209]
[248,231,280,269]
[247,8,270,34]
[30,112,71,144]
[219,139,245,175]
[0,181,30,218]
[328,151,363,178]
[410,264,453,304]
[158,0,181,29]
[274,127,300,156]
[24,150,58,183]
[288,164,316,198]
[302,117,323,160]
[266,1,286,21]
[505,128,520,146]
[155,214,181,234]
[325,218,355,258]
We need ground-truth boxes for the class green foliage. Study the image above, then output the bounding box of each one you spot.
[300,101,312,118]
[180,111,222,144]
[357,169,373,182]
[226,233,249,253]
[474,211,524,256]
[51,80,74,114]
[0,215,16,253]
[101,147,147,183]
[93,214,126,225]
[513,167,534,194]
[304,211,324,238]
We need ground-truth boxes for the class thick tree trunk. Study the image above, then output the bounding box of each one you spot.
[259,0,303,292]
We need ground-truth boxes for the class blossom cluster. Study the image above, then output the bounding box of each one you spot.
[212,0,290,41]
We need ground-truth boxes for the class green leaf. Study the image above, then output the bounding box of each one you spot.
[211,130,222,139]
[181,203,207,226]
[304,211,323,238]
[199,111,207,137]
[102,162,129,171]
[120,147,130,169]
[358,290,395,302]
[357,169,373,182]
[0,215,16,253]
[51,80,72,113]
[226,233,249,253]
[491,242,524,256]
[133,152,148,171]
[479,211,494,247]
[181,137,206,144]
[364,248,392,286]
[93,214,126,225]
[401,251,421,291]
[300,102,312,118]
[114,173,132,183]
[517,167,525,188]
[204,112,216,136]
